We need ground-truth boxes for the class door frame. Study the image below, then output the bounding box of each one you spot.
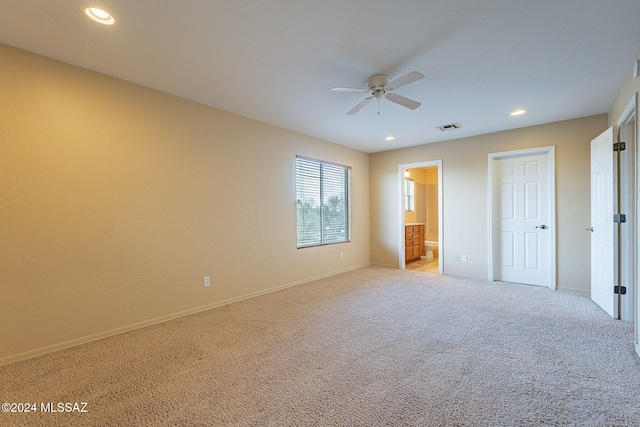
[617,95,636,324]
[398,160,443,274]
[626,93,640,358]
[487,146,556,289]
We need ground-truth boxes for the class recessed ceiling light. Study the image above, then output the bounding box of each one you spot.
[84,7,115,25]
[511,109,526,116]
[385,136,395,141]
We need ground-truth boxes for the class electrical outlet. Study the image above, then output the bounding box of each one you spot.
[462,255,468,263]
[340,251,344,259]
[204,276,210,287]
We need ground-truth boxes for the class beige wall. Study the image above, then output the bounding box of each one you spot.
[609,47,640,128]
[0,44,370,364]
[370,115,608,291]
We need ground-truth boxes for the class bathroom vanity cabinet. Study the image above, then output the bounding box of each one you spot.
[405,223,425,263]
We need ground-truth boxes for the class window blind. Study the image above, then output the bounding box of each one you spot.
[296,156,351,248]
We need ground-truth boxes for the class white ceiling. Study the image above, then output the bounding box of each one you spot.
[1,0,639,153]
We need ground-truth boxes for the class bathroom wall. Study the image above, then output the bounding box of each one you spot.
[424,167,438,239]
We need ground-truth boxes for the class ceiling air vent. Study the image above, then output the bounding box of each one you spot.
[437,123,461,131]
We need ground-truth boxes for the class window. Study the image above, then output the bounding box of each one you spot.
[405,179,415,211]
[296,156,351,248]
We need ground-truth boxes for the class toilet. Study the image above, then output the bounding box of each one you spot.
[424,237,438,259]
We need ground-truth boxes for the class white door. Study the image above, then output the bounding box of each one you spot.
[590,127,617,318]
[498,154,551,287]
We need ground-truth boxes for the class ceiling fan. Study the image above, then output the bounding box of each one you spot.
[331,71,425,115]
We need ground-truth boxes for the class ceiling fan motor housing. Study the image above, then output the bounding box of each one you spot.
[367,74,390,97]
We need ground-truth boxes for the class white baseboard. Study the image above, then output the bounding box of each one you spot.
[444,272,488,281]
[556,287,590,296]
[369,262,398,269]
[0,263,371,367]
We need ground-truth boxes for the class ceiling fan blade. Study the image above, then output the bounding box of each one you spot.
[331,87,369,93]
[385,93,421,110]
[346,96,374,115]
[386,71,424,90]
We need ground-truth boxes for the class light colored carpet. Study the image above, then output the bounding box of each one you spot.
[1,266,639,426]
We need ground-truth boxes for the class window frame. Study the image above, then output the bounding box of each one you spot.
[295,155,352,248]
[405,178,415,212]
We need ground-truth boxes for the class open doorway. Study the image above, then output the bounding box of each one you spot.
[398,161,443,274]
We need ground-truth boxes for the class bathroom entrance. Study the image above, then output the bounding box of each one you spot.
[399,160,442,274]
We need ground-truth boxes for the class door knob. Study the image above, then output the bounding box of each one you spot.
[535,225,548,229]
[586,227,594,232]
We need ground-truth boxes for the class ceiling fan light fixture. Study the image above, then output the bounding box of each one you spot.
[84,7,116,25]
